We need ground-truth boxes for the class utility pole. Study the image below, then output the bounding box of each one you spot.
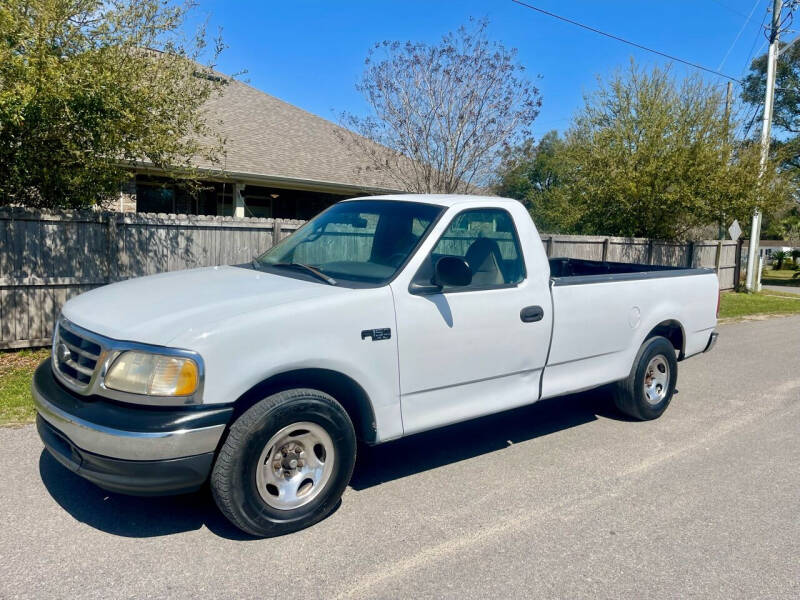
[746,0,783,291]
[724,81,733,123]
[721,81,733,240]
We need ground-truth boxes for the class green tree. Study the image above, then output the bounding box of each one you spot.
[771,250,787,270]
[762,203,800,239]
[501,62,790,239]
[741,41,800,179]
[494,131,573,233]
[0,0,226,209]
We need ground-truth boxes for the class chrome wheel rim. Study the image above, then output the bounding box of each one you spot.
[255,422,335,510]
[643,355,670,405]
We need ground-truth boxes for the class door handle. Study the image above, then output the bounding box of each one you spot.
[520,305,544,323]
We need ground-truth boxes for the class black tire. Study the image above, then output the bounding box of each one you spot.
[210,388,356,537]
[613,336,678,421]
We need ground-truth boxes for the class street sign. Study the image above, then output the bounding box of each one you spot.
[728,219,742,241]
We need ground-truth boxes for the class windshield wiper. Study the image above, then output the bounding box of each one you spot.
[270,262,338,286]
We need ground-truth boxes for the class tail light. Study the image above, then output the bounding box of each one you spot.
[716,289,721,318]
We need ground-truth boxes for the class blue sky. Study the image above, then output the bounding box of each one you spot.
[192,0,772,140]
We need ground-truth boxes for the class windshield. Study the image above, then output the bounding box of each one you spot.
[255,200,444,285]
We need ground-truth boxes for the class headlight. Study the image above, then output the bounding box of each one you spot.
[104,351,199,396]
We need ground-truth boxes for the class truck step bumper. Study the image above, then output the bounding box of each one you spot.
[32,359,233,496]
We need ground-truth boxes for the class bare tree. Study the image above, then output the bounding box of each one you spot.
[339,19,541,194]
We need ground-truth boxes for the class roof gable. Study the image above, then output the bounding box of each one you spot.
[196,80,401,191]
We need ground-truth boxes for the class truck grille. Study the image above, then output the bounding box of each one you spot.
[53,322,103,391]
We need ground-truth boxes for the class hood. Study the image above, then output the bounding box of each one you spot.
[61,266,347,346]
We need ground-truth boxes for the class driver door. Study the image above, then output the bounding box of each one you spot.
[390,207,552,435]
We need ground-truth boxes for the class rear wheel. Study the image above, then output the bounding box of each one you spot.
[211,388,356,537]
[613,336,678,420]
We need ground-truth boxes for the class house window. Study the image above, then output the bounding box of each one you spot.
[136,185,175,213]
[135,177,221,215]
[216,188,234,216]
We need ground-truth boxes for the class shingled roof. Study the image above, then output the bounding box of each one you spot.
[192,79,402,193]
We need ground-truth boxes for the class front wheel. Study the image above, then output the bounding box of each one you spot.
[210,388,356,537]
[613,336,678,421]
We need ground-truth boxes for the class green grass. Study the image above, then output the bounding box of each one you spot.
[0,348,49,426]
[761,267,800,287]
[719,290,800,320]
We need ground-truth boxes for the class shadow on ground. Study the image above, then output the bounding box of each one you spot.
[38,450,257,540]
[39,387,629,539]
[350,387,629,489]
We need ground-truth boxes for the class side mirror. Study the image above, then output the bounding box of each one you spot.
[408,256,472,295]
[434,256,472,287]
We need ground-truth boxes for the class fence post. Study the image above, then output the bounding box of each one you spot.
[272,218,282,248]
[602,237,610,262]
[733,238,744,291]
[647,240,655,265]
[105,212,117,284]
[545,236,553,258]
[714,240,723,274]
[686,241,695,268]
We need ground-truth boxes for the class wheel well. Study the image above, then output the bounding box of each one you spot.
[646,320,685,359]
[230,369,377,444]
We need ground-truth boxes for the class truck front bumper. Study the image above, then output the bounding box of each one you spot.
[32,359,233,496]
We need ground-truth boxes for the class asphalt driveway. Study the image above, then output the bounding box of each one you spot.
[1,316,798,599]
[762,284,800,295]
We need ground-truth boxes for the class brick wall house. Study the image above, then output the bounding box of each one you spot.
[119,75,402,220]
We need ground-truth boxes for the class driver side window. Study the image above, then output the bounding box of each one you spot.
[427,209,526,290]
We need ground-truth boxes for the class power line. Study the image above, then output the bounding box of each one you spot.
[718,0,764,70]
[711,0,768,21]
[739,3,771,77]
[740,100,763,139]
[743,39,769,76]
[511,0,743,83]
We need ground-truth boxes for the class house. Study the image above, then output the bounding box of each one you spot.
[739,240,800,270]
[118,76,403,220]
[754,240,799,259]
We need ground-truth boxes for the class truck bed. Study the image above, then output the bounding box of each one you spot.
[543,257,719,400]
[548,258,712,286]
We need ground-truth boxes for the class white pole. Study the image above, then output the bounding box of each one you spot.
[746,0,783,291]
[233,183,246,218]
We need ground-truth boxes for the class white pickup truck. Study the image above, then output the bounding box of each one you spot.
[33,194,719,536]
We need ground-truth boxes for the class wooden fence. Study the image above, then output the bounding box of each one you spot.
[540,234,740,290]
[0,209,739,349]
